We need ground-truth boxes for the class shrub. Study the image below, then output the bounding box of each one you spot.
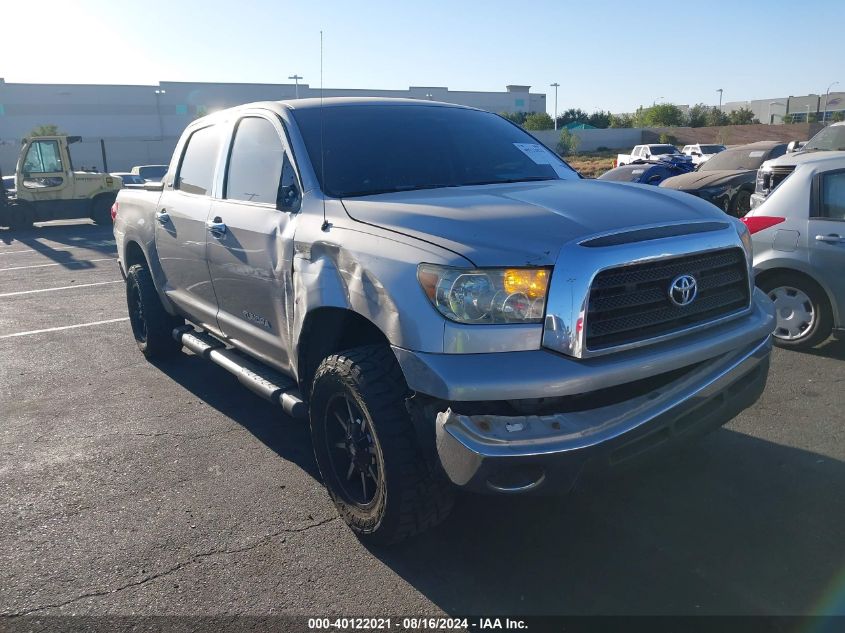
[557,129,580,156]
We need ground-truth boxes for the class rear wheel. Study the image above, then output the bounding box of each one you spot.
[125,263,183,359]
[758,272,832,350]
[309,345,453,544]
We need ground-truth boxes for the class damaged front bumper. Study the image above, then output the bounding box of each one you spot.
[433,334,771,493]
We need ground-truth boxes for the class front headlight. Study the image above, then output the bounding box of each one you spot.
[417,264,550,324]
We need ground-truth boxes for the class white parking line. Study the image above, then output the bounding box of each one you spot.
[0,317,129,339]
[0,258,116,272]
[0,280,122,298]
[0,243,116,256]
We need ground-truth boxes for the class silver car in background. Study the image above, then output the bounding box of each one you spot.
[743,153,845,349]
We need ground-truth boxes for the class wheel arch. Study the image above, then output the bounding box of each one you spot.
[755,265,839,324]
[296,306,392,396]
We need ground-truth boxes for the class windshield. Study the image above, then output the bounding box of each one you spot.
[804,125,845,151]
[138,166,167,180]
[701,147,773,171]
[291,104,577,197]
[649,145,679,154]
[700,145,725,154]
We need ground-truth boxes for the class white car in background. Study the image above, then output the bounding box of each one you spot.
[682,144,726,166]
[615,144,692,167]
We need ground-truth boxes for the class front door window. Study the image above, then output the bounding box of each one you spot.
[22,140,65,189]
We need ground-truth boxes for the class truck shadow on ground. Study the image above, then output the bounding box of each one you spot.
[0,221,116,267]
[153,352,845,616]
[376,431,845,615]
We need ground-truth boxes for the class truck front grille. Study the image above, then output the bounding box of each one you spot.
[585,248,750,350]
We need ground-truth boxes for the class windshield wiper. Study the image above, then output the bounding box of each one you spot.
[460,176,558,186]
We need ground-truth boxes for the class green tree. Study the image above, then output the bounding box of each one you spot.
[686,103,709,128]
[727,107,758,125]
[524,112,555,130]
[587,110,612,129]
[609,112,634,128]
[28,124,64,137]
[658,132,678,145]
[499,111,528,126]
[706,107,729,126]
[639,103,686,127]
[556,129,580,156]
[555,108,589,128]
[831,111,845,123]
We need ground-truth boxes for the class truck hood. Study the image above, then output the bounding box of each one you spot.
[341,180,725,266]
[660,170,751,191]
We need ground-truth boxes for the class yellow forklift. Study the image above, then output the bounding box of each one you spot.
[1,135,121,229]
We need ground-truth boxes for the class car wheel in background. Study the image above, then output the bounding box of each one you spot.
[309,344,453,545]
[732,189,752,217]
[7,202,34,230]
[125,263,184,359]
[91,196,113,225]
[758,272,833,350]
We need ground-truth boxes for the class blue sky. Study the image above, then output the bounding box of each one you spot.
[2,0,842,114]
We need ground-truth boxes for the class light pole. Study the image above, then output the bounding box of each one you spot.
[550,82,560,130]
[154,89,166,139]
[823,81,840,124]
[806,104,812,123]
[717,88,723,112]
[288,74,303,99]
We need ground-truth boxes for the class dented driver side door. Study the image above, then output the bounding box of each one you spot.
[205,113,302,375]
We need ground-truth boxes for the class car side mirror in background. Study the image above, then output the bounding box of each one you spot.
[787,140,800,153]
[143,181,164,192]
[692,151,701,156]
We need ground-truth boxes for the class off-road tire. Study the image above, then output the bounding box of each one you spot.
[310,345,454,545]
[125,263,183,359]
[91,196,113,225]
[758,271,833,350]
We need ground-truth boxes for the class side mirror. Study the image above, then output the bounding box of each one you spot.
[692,151,701,156]
[277,182,301,213]
[143,181,164,192]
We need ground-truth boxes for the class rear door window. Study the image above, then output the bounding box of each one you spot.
[177,126,220,196]
[820,171,845,220]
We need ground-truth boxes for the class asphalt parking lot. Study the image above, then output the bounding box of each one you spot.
[1,221,843,618]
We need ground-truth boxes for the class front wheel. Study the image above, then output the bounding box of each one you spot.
[125,263,183,359]
[309,345,453,545]
[731,189,752,217]
[758,272,832,350]
[91,196,113,225]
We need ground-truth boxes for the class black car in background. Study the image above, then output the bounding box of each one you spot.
[659,141,788,217]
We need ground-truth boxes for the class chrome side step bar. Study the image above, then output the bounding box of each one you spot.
[173,325,307,419]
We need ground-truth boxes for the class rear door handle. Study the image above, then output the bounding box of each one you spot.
[815,234,845,244]
[206,218,227,237]
[155,209,170,224]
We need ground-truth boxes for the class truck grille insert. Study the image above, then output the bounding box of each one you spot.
[586,248,750,350]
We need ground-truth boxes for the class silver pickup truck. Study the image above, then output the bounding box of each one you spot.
[113,98,776,544]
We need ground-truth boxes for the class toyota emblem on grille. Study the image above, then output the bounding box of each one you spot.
[669,274,698,307]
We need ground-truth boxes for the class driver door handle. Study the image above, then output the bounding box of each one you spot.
[155,209,170,224]
[206,218,227,237]
[815,234,845,244]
